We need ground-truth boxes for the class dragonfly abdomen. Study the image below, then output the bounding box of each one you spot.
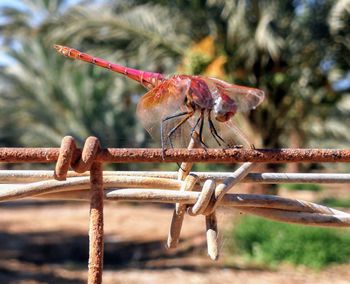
[54,44,165,89]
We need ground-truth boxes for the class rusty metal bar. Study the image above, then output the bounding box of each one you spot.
[88,162,104,284]
[2,148,350,163]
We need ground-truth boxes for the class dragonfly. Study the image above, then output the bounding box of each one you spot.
[54,45,265,153]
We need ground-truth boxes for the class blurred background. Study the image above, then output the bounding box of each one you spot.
[0,0,350,283]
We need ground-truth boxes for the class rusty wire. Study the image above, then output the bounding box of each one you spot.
[2,135,350,284]
[56,136,104,284]
[89,162,104,284]
[2,147,350,163]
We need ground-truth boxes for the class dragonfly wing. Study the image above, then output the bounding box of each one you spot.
[204,77,265,112]
[137,76,195,147]
[208,115,252,148]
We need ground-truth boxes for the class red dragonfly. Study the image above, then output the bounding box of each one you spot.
[54,45,265,151]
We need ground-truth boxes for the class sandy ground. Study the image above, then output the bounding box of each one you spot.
[0,201,349,284]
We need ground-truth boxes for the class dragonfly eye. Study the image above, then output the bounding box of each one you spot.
[213,96,237,122]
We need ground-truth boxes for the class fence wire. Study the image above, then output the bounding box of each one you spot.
[1,135,350,284]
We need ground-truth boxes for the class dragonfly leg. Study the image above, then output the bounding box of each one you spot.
[198,111,208,149]
[161,110,194,158]
[188,110,208,149]
[166,113,194,144]
[166,113,195,168]
[190,114,202,135]
[208,112,227,147]
[189,112,202,141]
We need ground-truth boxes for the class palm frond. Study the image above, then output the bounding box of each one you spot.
[328,0,350,34]
[46,4,190,56]
[0,38,140,147]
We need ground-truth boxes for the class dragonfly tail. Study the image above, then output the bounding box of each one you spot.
[54,44,165,89]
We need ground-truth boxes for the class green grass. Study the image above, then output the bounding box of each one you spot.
[281,183,323,192]
[320,198,350,208]
[230,216,350,269]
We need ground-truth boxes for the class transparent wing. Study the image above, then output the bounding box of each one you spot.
[136,76,196,148]
[204,77,265,112]
[204,114,252,148]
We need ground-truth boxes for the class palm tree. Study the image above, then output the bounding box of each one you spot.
[0,37,137,147]
[0,1,192,150]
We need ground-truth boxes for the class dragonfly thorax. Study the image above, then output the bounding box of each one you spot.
[185,76,214,110]
[213,94,237,122]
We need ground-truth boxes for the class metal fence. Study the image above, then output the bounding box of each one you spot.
[1,136,350,284]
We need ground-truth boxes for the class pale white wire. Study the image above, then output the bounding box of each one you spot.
[1,169,350,228]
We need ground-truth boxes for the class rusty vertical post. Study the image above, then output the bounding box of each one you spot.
[88,162,104,284]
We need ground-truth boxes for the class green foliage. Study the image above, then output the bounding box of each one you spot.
[320,198,350,208]
[231,216,350,269]
[0,38,139,148]
[280,183,323,192]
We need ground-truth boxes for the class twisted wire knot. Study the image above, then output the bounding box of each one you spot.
[187,179,217,216]
[54,136,101,180]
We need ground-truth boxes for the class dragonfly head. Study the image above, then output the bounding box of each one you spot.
[213,94,237,122]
